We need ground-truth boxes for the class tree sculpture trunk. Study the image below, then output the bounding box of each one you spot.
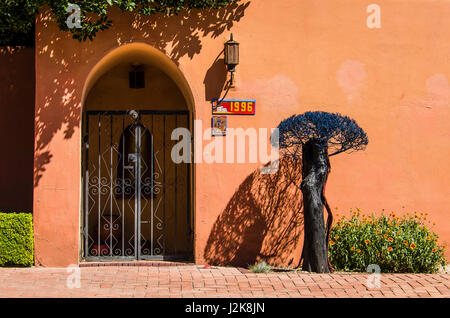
[300,139,330,273]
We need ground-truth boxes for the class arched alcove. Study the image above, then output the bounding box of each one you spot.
[80,43,194,262]
[81,42,195,112]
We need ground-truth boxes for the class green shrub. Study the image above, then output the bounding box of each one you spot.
[329,209,447,273]
[0,1,241,45]
[249,260,272,273]
[0,212,33,266]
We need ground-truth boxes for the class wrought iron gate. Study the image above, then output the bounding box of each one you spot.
[82,110,191,261]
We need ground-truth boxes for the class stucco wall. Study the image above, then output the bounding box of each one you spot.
[0,47,35,213]
[35,0,450,266]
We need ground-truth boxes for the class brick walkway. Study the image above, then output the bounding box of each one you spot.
[0,264,448,298]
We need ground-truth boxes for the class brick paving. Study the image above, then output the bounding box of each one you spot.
[0,264,449,298]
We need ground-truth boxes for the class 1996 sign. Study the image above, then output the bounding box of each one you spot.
[212,99,256,115]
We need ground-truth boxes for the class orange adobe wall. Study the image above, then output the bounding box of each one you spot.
[34,0,450,266]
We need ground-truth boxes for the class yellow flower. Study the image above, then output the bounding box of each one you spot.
[364,239,371,244]
[334,235,339,240]
[350,246,356,251]
[376,230,380,234]
[434,239,439,243]
[426,237,431,241]
[330,241,335,246]
[410,243,417,249]
[432,248,437,253]
[403,240,408,246]
[387,247,393,252]
[383,234,388,238]
[388,237,394,242]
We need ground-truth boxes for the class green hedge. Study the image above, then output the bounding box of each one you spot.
[0,213,33,266]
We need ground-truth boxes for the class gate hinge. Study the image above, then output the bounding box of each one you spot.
[81,227,87,238]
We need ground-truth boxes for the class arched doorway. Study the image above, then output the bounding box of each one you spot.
[81,43,194,261]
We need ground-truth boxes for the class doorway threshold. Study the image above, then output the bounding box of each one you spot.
[79,260,194,267]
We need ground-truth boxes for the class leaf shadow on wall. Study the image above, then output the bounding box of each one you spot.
[130,2,250,65]
[33,2,250,187]
[204,157,304,267]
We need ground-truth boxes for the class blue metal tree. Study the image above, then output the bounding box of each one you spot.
[276,111,368,273]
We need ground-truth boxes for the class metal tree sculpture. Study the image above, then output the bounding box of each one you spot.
[276,111,369,273]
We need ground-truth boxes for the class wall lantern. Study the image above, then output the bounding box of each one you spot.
[224,33,239,86]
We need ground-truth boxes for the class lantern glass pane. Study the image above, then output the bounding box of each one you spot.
[225,44,239,65]
[232,45,239,64]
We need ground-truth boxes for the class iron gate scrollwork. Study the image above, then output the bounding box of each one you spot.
[82,110,191,261]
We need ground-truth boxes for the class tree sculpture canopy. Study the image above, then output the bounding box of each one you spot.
[276,111,368,273]
[277,111,368,157]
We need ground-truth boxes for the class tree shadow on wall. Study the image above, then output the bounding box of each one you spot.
[33,2,250,187]
[204,157,304,268]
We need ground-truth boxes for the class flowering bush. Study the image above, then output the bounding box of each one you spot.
[329,209,447,273]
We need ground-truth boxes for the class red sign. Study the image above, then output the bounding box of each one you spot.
[212,99,256,115]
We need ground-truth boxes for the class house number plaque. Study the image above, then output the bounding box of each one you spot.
[212,99,256,115]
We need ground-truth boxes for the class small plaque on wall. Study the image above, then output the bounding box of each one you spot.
[212,115,227,136]
[212,99,256,115]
